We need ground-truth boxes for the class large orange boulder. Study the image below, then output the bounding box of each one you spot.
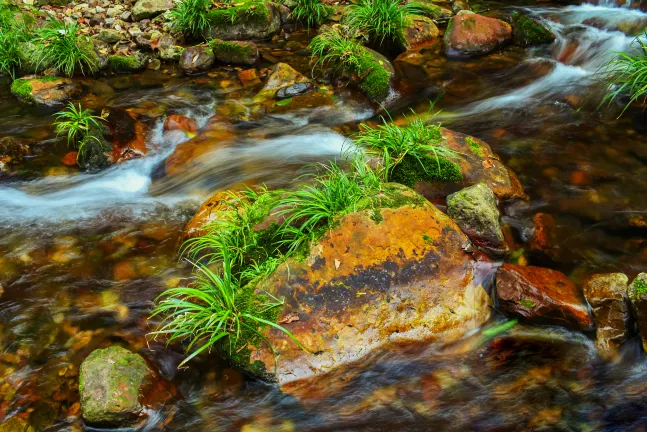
[444,11,512,58]
[414,128,525,201]
[496,264,594,331]
[237,184,492,392]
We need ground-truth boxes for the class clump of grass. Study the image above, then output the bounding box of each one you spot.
[599,32,647,117]
[344,0,419,47]
[0,5,30,78]
[291,0,333,30]
[149,249,306,369]
[30,19,98,77]
[167,0,211,40]
[309,27,392,100]
[53,103,106,166]
[352,111,462,186]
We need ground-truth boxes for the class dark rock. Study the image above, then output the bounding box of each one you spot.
[444,11,512,58]
[179,45,215,75]
[583,273,631,359]
[510,12,556,47]
[496,264,594,331]
[0,137,31,174]
[628,273,647,352]
[204,2,281,40]
[446,183,507,254]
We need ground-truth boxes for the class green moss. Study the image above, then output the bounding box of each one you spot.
[211,40,253,58]
[10,78,33,101]
[390,153,462,188]
[357,50,391,101]
[444,17,453,44]
[207,1,269,27]
[108,54,145,72]
[466,136,484,157]
[408,2,446,19]
[511,12,555,47]
[635,278,647,295]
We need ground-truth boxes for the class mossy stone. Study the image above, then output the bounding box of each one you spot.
[211,40,259,65]
[628,273,647,353]
[204,1,280,40]
[511,12,555,47]
[109,53,147,73]
[357,47,393,102]
[10,76,76,106]
[390,153,462,188]
[79,346,151,426]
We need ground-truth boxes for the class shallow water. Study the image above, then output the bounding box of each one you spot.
[1,1,647,430]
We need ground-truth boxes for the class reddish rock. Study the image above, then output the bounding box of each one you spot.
[529,213,558,257]
[496,264,594,331]
[181,189,244,242]
[414,129,525,201]
[163,114,198,134]
[401,15,439,50]
[61,151,79,166]
[237,68,261,86]
[444,11,512,58]
[103,107,148,163]
[583,273,631,359]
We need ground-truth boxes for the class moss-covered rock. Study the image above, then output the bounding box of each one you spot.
[0,417,34,432]
[204,1,281,40]
[510,12,556,47]
[10,76,79,106]
[408,1,453,20]
[358,47,394,102]
[446,183,506,254]
[109,52,148,73]
[79,346,152,426]
[400,15,439,51]
[132,0,174,21]
[211,40,259,65]
[628,273,647,352]
[230,183,491,390]
[179,45,215,75]
[160,45,183,61]
[96,28,125,43]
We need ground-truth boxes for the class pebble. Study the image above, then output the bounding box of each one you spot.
[105,17,115,25]
[120,11,132,21]
[106,7,120,17]
[95,5,105,12]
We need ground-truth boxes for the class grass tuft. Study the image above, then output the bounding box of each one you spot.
[291,0,333,30]
[29,19,98,77]
[344,0,420,47]
[53,102,106,166]
[167,0,211,40]
[0,5,29,78]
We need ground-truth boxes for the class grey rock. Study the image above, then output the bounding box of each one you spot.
[179,45,215,75]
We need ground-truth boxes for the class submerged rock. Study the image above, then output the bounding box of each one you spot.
[204,2,281,41]
[628,273,647,352]
[583,273,631,359]
[164,114,198,135]
[132,0,174,21]
[0,417,34,432]
[413,129,525,201]
[212,40,259,66]
[400,15,439,50]
[510,12,555,47]
[496,264,594,331]
[10,76,79,106]
[0,137,31,174]
[258,62,313,98]
[79,346,151,426]
[179,45,215,75]
[103,107,148,163]
[444,11,512,58]
[234,183,492,390]
[446,183,507,254]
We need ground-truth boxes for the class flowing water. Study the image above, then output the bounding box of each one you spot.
[1,1,647,430]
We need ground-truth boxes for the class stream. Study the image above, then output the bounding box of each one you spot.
[1,0,647,430]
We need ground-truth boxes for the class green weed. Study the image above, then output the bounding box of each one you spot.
[167,0,211,40]
[53,103,105,165]
[0,5,29,78]
[599,32,647,117]
[291,0,333,29]
[149,250,306,368]
[344,0,420,47]
[30,19,98,76]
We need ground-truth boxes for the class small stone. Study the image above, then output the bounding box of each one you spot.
[132,0,174,21]
[179,45,215,75]
[95,5,105,12]
[237,68,260,86]
[79,346,151,426]
[106,6,120,16]
[258,62,311,98]
[96,28,123,43]
[447,183,506,254]
[583,273,631,359]
[105,17,115,25]
[120,10,132,21]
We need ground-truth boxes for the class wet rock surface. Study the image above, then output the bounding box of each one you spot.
[447,183,507,254]
[180,45,216,75]
[510,12,556,47]
[11,76,79,106]
[239,184,492,390]
[628,273,647,351]
[258,62,312,98]
[212,40,259,66]
[204,2,281,41]
[496,264,594,331]
[445,11,513,57]
[401,15,439,50]
[79,346,151,426]
[583,273,631,359]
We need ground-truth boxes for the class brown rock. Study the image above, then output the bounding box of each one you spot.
[181,189,243,242]
[583,273,631,359]
[11,76,80,107]
[163,114,198,135]
[61,151,79,166]
[257,62,312,98]
[529,212,558,257]
[238,184,492,391]
[163,118,236,177]
[496,264,593,331]
[444,11,512,58]
[237,68,261,86]
[401,15,439,50]
[179,45,215,75]
[103,107,148,163]
[414,128,525,200]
